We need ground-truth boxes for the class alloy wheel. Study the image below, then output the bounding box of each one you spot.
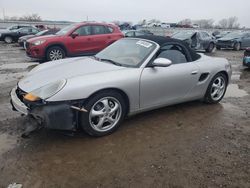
[89,97,122,132]
[210,76,226,101]
[49,49,63,60]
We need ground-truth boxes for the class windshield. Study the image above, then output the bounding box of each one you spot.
[56,24,77,35]
[172,31,195,39]
[224,32,244,38]
[95,38,156,67]
[35,30,48,36]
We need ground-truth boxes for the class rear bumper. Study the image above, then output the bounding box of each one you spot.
[10,87,80,131]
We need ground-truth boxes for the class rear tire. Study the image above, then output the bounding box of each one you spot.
[80,90,127,137]
[4,36,13,44]
[233,42,241,51]
[46,46,65,61]
[204,73,228,104]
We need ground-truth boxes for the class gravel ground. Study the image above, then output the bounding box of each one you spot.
[0,42,249,188]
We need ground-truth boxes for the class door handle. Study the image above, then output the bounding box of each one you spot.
[191,70,198,75]
[87,38,91,41]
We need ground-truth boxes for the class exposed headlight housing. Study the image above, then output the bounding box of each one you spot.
[24,79,66,101]
[32,40,46,46]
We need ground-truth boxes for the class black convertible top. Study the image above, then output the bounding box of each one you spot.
[135,35,201,61]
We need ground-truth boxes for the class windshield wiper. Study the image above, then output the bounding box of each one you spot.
[99,58,123,67]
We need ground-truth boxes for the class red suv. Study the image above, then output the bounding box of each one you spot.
[25,22,124,61]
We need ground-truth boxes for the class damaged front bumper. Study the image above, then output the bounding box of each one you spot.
[10,87,86,131]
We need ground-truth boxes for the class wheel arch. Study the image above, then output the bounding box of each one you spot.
[217,70,229,85]
[84,88,130,115]
[45,43,68,56]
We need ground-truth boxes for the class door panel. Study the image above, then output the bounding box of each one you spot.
[68,25,93,55]
[140,63,199,109]
[241,36,250,48]
[68,35,94,55]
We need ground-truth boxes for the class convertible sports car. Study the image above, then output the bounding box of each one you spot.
[10,36,232,137]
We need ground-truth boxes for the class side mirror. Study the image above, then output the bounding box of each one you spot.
[151,58,172,67]
[71,33,79,39]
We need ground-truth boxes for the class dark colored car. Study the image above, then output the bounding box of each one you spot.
[216,32,250,51]
[6,25,31,31]
[122,30,153,37]
[243,48,250,67]
[0,26,40,43]
[171,30,216,53]
[25,22,124,61]
[212,31,230,39]
[18,29,59,47]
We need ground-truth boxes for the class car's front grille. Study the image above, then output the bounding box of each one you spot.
[15,87,27,103]
[217,40,232,45]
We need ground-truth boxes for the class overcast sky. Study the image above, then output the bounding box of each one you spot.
[1,0,250,27]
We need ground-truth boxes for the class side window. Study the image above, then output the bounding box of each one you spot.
[156,44,188,64]
[92,25,107,35]
[106,27,113,33]
[19,28,29,33]
[74,26,91,36]
[11,26,18,30]
[135,31,145,36]
[32,28,38,33]
[125,31,134,37]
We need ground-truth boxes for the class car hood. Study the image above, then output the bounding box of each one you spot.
[18,57,125,92]
[27,34,61,42]
[19,35,35,40]
[219,36,240,41]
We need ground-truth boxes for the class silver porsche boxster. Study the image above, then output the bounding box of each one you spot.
[11,36,232,136]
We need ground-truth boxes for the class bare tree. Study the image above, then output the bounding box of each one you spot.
[227,16,240,29]
[193,19,214,28]
[178,19,192,25]
[3,14,42,21]
[218,17,240,29]
[218,19,228,28]
[19,14,41,21]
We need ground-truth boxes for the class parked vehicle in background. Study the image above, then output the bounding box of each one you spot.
[243,48,250,68]
[212,30,230,39]
[171,30,216,53]
[161,23,171,28]
[18,29,59,47]
[5,24,31,31]
[25,22,124,61]
[122,30,153,37]
[0,26,40,43]
[192,24,199,28]
[10,36,231,137]
[216,32,250,51]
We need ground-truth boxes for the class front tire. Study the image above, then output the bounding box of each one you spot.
[80,91,127,137]
[206,43,215,53]
[204,73,228,104]
[233,42,241,51]
[46,46,65,61]
[4,36,13,44]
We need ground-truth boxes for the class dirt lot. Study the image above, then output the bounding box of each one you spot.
[0,42,249,188]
